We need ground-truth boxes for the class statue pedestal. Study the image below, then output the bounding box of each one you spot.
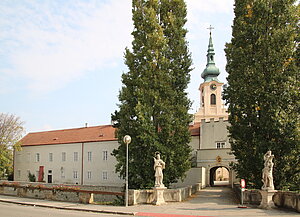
[152,187,167,205]
[259,190,277,209]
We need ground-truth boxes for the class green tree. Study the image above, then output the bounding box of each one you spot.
[111,0,193,189]
[224,0,299,190]
[0,113,24,179]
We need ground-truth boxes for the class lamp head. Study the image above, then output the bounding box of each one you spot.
[123,135,131,144]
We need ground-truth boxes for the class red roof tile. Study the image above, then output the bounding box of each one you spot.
[20,125,117,146]
[189,122,200,136]
[20,124,200,147]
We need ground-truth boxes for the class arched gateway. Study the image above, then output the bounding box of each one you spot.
[209,166,229,186]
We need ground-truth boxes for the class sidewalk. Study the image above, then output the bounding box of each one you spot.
[0,187,298,217]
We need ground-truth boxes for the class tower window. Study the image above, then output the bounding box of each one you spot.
[211,94,216,105]
[216,142,226,149]
[210,55,213,61]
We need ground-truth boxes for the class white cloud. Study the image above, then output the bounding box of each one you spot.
[186,0,234,13]
[185,0,234,38]
[0,0,234,95]
[0,0,132,93]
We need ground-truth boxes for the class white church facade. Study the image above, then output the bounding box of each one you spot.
[14,32,237,187]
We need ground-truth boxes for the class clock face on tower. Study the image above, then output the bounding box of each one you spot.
[210,84,217,90]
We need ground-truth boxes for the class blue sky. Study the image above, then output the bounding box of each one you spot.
[0,0,234,133]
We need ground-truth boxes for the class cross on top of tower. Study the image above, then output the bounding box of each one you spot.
[207,25,214,35]
[201,24,220,82]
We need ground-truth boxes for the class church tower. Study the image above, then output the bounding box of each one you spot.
[194,28,228,122]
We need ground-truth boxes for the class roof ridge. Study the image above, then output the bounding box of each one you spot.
[27,124,113,134]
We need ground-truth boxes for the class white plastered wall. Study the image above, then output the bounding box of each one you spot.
[14,141,124,187]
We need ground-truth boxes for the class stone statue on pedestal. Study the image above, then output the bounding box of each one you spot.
[153,152,165,188]
[153,152,167,205]
[262,150,274,190]
[259,150,277,209]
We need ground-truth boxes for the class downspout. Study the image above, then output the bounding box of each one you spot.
[81,142,84,185]
[12,147,15,181]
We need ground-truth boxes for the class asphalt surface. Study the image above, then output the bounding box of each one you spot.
[0,202,133,217]
[0,187,298,217]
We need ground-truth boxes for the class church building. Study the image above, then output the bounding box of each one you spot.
[14,31,236,187]
[194,30,236,187]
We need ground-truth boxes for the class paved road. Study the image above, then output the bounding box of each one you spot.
[133,187,298,217]
[0,187,298,217]
[0,202,132,217]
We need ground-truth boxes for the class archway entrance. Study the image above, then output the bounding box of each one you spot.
[209,166,229,186]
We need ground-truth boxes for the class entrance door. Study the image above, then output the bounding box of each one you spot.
[48,175,52,183]
[48,170,52,183]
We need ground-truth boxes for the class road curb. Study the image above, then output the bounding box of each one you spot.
[0,199,136,216]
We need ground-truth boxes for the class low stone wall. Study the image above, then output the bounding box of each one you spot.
[233,185,262,205]
[0,181,123,204]
[273,191,300,213]
[233,184,300,212]
[0,181,123,192]
[128,183,201,205]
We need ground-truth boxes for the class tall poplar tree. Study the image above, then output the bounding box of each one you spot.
[224,0,299,190]
[112,0,193,189]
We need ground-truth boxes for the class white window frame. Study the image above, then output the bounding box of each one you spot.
[49,153,53,162]
[61,168,65,179]
[87,151,92,162]
[74,152,78,162]
[62,152,66,162]
[73,171,78,179]
[35,153,40,162]
[102,171,108,180]
[26,153,31,163]
[103,151,108,161]
[216,142,226,149]
[87,171,92,179]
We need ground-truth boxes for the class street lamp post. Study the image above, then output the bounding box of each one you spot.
[123,135,131,207]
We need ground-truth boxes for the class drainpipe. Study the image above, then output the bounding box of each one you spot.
[12,147,15,181]
[81,142,84,185]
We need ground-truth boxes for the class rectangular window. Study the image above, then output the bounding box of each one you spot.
[103,151,108,161]
[17,170,21,178]
[102,171,108,180]
[61,168,65,179]
[35,153,40,162]
[62,152,66,162]
[49,153,53,162]
[216,142,226,149]
[73,171,78,179]
[26,153,31,163]
[87,151,92,162]
[74,152,78,162]
[87,171,92,179]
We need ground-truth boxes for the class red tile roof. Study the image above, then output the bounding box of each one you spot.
[189,122,200,136]
[20,124,200,146]
[20,125,116,146]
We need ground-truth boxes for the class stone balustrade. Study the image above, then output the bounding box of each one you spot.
[128,183,202,205]
[233,184,299,213]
